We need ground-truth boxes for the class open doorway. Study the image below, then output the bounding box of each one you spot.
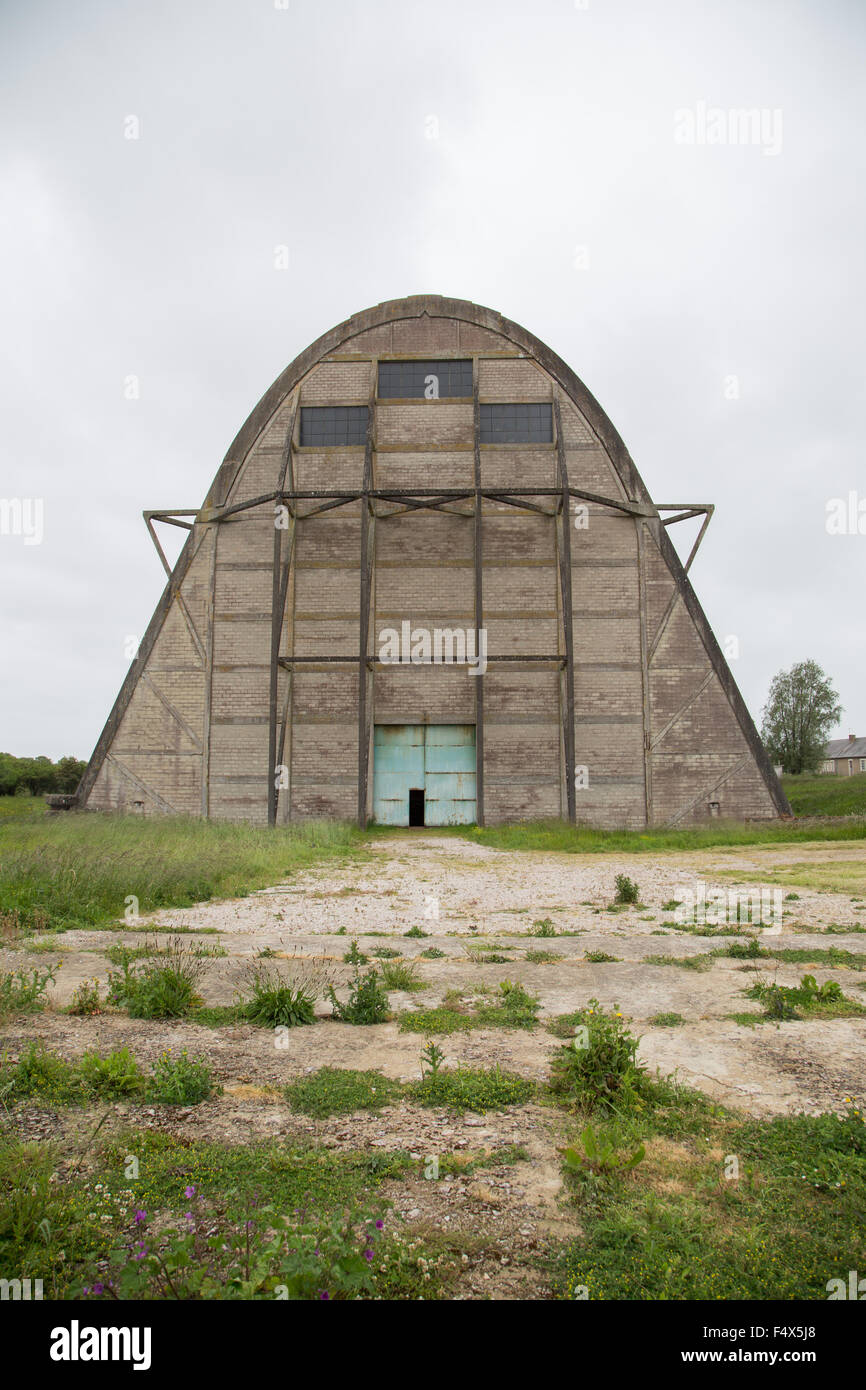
[408,788,425,826]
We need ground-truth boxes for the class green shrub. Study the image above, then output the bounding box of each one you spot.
[746,973,861,1020]
[476,980,540,1030]
[403,926,429,939]
[68,979,102,1015]
[108,939,203,1020]
[145,1049,219,1105]
[613,874,640,905]
[0,965,55,1019]
[420,947,445,959]
[0,1041,82,1104]
[342,941,368,966]
[584,950,619,963]
[528,918,557,938]
[407,1063,534,1112]
[241,966,317,1028]
[548,1000,645,1112]
[371,947,401,959]
[327,968,389,1025]
[562,1125,645,1187]
[284,1067,399,1118]
[79,1046,144,1099]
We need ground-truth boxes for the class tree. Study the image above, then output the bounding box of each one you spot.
[54,756,86,792]
[0,753,87,796]
[760,660,843,775]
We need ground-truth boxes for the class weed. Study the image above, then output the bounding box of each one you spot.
[380,960,423,992]
[561,1125,645,1189]
[527,918,557,938]
[399,1005,476,1035]
[1,1042,82,1104]
[476,980,540,1030]
[407,1064,535,1112]
[548,1000,645,1113]
[327,968,389,1025]
[79,1047,144,1099]
[403,926,429,939]
[584,950,619,963]
[68,979,102,1016]
[343,941,369,966]
[107,939,204,1020]
[613,875,640,906]
[726,939,766,960]
[284,1067,399,1118]
[145,1050,220,1105]
[240,965,317,1028]
[643,953,713,972]
[746,973,864,1021]
[0,965,55,1019]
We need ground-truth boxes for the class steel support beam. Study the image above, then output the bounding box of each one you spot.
[268,395,299,826]
[553,399,577,823]
[656,504,715,574]
[357,372,376,828]
[473,362,485,826]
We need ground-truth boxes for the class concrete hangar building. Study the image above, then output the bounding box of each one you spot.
[77,295,790,829]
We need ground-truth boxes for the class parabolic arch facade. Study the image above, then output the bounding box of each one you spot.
[77,295,790,828]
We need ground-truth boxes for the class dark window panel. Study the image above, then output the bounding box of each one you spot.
[300,405,369,447]
[479,402,553,444]
[378,359,473,399]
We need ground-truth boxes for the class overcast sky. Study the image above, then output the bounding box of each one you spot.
[1,0,863,761]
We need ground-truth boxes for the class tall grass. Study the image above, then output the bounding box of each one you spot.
[781,771,866,817]
[0,810,363,932]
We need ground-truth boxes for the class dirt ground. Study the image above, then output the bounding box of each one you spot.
[3,832,865,1298]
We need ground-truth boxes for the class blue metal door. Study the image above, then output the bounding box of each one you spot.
[372,725,425,826]
[424,724,476,825]
[372,725,476,826]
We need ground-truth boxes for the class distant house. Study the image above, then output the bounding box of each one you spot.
[822,734,866,776]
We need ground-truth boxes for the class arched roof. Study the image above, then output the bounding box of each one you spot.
[206,294,647,512]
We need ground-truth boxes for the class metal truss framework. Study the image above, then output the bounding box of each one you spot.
[145,447,715,830]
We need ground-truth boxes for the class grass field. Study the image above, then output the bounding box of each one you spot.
[0,799,363,933]
[2,785,864,938]
[2,793,865,1302]
[782,771,866,817]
